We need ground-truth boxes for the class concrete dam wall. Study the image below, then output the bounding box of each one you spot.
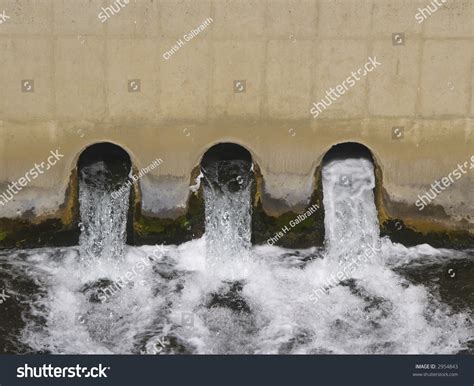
[0,0,472,248]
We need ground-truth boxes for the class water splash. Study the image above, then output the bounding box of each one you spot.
[322,158,381,267]
[1,158,471,355]
[202,160,253,279]
[78,161,130,263]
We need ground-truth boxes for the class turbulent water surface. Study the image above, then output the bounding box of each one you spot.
[0,158,472,354]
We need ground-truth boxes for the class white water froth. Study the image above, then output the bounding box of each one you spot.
[78,162,130,265]
[9,242,471,354]
[322,158,381,266]
[203,162,252,280]
[8,158,472,354]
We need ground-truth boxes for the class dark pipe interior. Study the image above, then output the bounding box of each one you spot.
[322,142,374,164]
[78,143,131,189]
[201,143,252,167]
[78,142,131,169]
[201,143,253,192]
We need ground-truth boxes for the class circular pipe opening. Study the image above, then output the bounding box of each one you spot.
[201,143,253,193]
[322,142,374,164]
[201,143,252,168]
[78,142,131,190]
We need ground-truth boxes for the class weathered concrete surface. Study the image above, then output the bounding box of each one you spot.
[0,0,472,247]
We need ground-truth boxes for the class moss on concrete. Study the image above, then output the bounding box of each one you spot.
[374,161,474,248]
[132,164,326,249]
[0,218,79,249]
[380,217,474,248]
[1,158,472,251]
[132,167,205,245]
[0,230,8,242]
[133,192,205,245]
[252,165,325,248]
[61,169,80,226]
[0,170,80,250]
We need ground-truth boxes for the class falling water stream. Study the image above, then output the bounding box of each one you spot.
[0,158,472,354]
[203,160,252,279]
[322,158,381,265]
[78,161,130,263]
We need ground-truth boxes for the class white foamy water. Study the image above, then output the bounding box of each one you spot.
[2,241,471,355]
[203,160,253,280]
[78,162,130,264]
[0,158,472,354]
[322,158,381,266]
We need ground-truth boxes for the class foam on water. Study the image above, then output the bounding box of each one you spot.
[0,158,472,354]
[3,242,470,354]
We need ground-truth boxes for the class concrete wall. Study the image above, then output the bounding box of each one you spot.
[0,0,472,240]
